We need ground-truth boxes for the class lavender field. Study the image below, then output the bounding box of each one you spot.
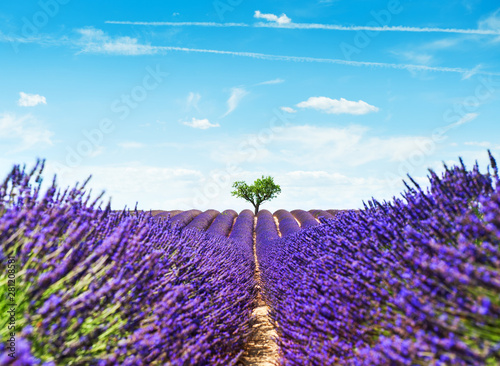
[1,154,500,365]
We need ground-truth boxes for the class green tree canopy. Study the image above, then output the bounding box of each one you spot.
[231,176,281,215]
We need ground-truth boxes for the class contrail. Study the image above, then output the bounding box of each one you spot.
[106,20,500,36]
[106,21,249,27]
[150,45,500,76]
[255,22,500,35]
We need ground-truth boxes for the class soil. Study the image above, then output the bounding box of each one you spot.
[237,217,280,366]
[273,216,282,238]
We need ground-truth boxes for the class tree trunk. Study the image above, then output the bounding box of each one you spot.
[254,204,260,216]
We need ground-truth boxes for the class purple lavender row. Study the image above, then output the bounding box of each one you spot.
[308,209,335,220]
[256,210,280,246]
[167,209,201,229]
[255,209,281,310]
[273,209,300,237]
[258,154,500,364]
[228,210,255,264]
[152,209,183,220]
[290,209,319,229]
[183,209,219,232]
[206,209,238,237]
[0,162,256,365]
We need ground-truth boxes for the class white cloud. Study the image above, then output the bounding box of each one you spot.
[0,113,53,152]
[40,161,396,211]
[254,10,292,25]
[424,38,463,50]
[223,87,248,117]
[461,65,483,80]
[276,170,400,210]
[479,8,500,42]
[76,28,156,55]
[267,125,432,165]
[0,31,63,50]
[186,92,201,111]
[33,30,493,77]
[18,92,47,107]
[118,141,145,149]
[210,124,441,172]
[193,168,400,211]
[296,96,379,115]
[479,9,500,31]
[451,112,478,127]
[394,51,433,65]
[184,165,413,211]
[464,141,491,148]
[45,162,205,210]
[256,78,285,86]
[280,106,297,113]
[182,118,220,129]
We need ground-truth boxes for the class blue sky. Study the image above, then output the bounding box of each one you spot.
[1,0,499,211]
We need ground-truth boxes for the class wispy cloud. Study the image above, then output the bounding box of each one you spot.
[70,33,500,77]
[0,113,53,151]
[479,9,500,31]
[106,19,500,36]
[255,78,285,86]
[423,37,464,50]
[461,64,483,80]
[76,27,156,55]
[105,21,248,27]
[0,31,69,50]
[45,162,205,210]
[0,31,42,45]
[18,92,47,107]
[182,118,220,129]
[479,8,500,42]
[281,106,297,113]
[154,45,500,77]
[211,124,440,168]
[254,23,500,35]
[118,141,145,149]
[254,11,292,25]
[297,97,379,115]
[451,112,479,127]
[223,87,249,117]
[6,27,498,77]
[186,92,201,111]
[393,51,433,65]
[464,141,491,148]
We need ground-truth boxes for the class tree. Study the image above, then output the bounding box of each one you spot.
[231,176,281,215]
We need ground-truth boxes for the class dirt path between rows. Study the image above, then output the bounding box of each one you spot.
[273,216,282,238]
[237,217,280,366]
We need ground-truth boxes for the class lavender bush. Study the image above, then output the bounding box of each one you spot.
[183,209,219,232]
[274,209,300,237]
[308,209,335,220]
[167,209,201,229]
[206,210,237,237]
[0,162,255,365]
[228,210,255,267]
[290,210,319,229]
[256,210,280,245]
[258,154,500,365]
